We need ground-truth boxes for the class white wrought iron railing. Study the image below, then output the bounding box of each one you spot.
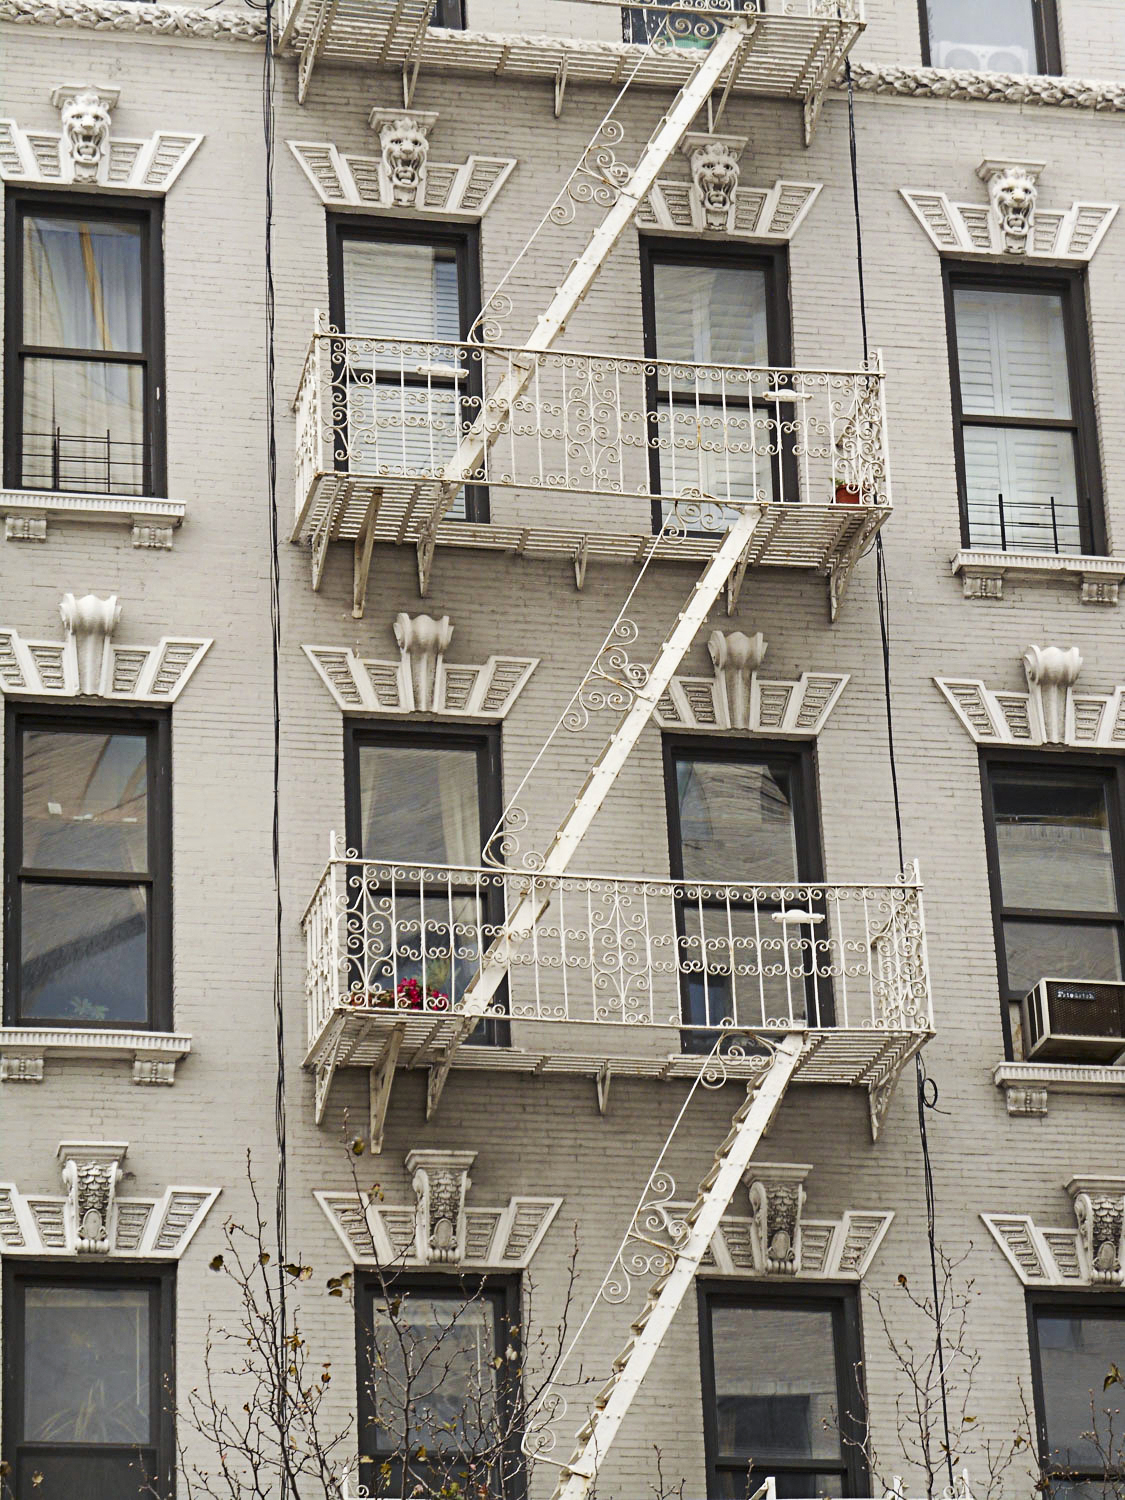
[303,847,932,1051]
[293,322,889,526]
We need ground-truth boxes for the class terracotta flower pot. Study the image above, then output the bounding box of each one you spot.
[835,482,862,505]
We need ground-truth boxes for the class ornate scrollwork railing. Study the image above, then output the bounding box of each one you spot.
[302,848,931,1048]
[293,321,889,523]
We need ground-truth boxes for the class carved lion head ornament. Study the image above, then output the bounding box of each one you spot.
[55,86,117,181]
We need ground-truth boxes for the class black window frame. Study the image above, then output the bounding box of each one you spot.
[1027,1291,1125,1494]
[663,736,832,1038]
[639,237,794,535]
[326,215,488,523]
[979,750,1125,1060]
[698,1280,869,1498]
[343,720,507,1041]
[3,700,174,1031]
[355,1272,525,1500]
[943,262,1103,556]
[3,189,166,498]
[2,1259,176,1500]
[918,0,1061,74]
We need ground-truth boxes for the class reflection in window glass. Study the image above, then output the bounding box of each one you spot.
[24,1286,151,1444]
[358,743,482,865]
[23,730,149,873]
[1035,1309,1125,1483]
[20,882,148,1023]
[925,0,1039,73]
[653,263,769,370]
[676,758,798,882]
[22,216,143,353]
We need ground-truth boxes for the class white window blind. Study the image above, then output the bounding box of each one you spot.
[954,288,1071,419]
[653,262,769,369]
[342,240,460,342]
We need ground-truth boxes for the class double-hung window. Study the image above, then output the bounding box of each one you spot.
[641,241,791,532]
[664,740,830,1036]
[4,706,172,1029]
[946,269,1101,555]
[2,1264,174,1500]
[981,759,1125,1010]
[920,0,1060,73]
[343,724,505,1032]
[1028,1299,1125,1494]
[356,1278,522,1500]
[699,1286,867,1498]
[327,219,486,520]
[4,194,164,498]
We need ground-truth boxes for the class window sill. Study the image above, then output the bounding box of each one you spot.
[994,1060,1125,1115]
[0,1027,192,1084]
[952,549,1125,603]
[2,489,186,549]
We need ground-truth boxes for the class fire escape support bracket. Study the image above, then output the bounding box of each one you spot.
[296,0,339,105]
[368,1023,405,1153]
[554,56,569,119]
[353,496,380,619]
[313,1021,347,1126]
[596,1062,612,1116]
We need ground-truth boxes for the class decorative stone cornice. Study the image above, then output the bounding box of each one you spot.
[654,631,848,736]
[0,1027,191,1084]
[0,86,201,192]
[316,1154,561,1269]
[983,1175,1125,1287]
[288,135,516,218]
[936,645,1125,749]
[690,1166,892,1280]
[637,164,821,241]
[995,1061,1125,1117]
[0,0,266,40]
[0,595,211,702]
[902,160,1116,262]
[952,549,1125,604]
[304,616,537,718]
[408,1149,476,1264]
[0,1143,219,1258]
[847,61,1125,113]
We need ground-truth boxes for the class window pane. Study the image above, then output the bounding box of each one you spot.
[23,730,148,873]
[21,882,148,1023]
[955,289,1071,420]
[653,263,769,369]
[16,1450,159,1500]
[353,892,486,1009]
[1036,1311,1125,1473]
[358,744,482,864]
[24,1286,151,1443]
[963,425,1080,554]
[23,215,143,353]
[22,357,145,495]
[992,774,1118,913]
[926,0,1039,72]
[1004,919,1122,996]
[656,398,776,517]
[676,759,798,882]
[367,1295,498,1452]
[343,240,460,342]
[680,905,828,1030]
[711,1304,842,1462]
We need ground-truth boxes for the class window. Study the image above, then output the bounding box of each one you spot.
[641,240,791,532]
[4,193,164,497]
[981,759,1125,1012]
[327,218,485,520]
[920,0,1060,74]
[1029,1299,1125,1494]
[699,1286,867,1498]
[623,0,758,45]
[4,706,172,1029]
[2,1264,174,1500]
[664,740,830,1035]
[356,1278,522,1499]
[945,268,1101,555]
[431,0,465,24]
[343,724,505,1032]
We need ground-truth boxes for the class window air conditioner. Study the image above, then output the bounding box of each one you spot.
[1022,978,1125,1063]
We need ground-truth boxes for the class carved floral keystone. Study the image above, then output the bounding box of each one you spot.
[745,1162,812,1276]
[395,611,453,712]
[708,629,767,731]
[408,1149,477,1264]
[59,592,121,695]
[1023,643,1082,744]
[1068,1175,1125,1286]
[58,1141,128,1253]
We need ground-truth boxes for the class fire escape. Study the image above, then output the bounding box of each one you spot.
[282,2,934,1495]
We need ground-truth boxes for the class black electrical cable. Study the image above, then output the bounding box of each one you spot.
[844,55,955,1492]
[261,0,290,1487]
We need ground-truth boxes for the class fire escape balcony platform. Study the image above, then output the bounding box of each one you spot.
[292,331,891,613]
[278,3,863,118]
[302,856,932,1136]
